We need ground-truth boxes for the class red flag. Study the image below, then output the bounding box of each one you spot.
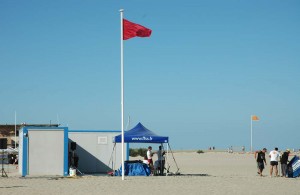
[123,19,152,40]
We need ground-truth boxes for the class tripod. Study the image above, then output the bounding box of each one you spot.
[1,149,8,177]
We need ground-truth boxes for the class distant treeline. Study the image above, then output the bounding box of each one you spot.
[129,148,147,157]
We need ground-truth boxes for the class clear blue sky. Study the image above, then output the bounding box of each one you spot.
[1,0,299,151]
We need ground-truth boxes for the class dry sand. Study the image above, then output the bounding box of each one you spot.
[1,151,300,195]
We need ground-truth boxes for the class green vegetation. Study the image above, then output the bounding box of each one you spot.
[129,148,148,157]
[197,150,204,154]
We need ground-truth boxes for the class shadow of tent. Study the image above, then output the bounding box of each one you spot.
[70,141,112,174]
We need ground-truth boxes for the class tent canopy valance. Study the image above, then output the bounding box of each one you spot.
[114,123,168,143]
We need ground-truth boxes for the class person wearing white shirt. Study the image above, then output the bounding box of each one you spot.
[269,147,280,177]
[147,146,154,175]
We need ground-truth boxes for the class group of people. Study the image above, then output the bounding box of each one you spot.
[228,146,245,153]
[255,147,291,177]
[142,146,166,176]
[208,146,215,150]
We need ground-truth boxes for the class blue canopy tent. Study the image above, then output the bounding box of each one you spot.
[113,123,178,176]
[114,122,168,143]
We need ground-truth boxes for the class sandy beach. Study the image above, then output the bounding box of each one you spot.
[1,151,300,195]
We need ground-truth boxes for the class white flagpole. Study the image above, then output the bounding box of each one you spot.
[15,111,17,148]
[120,8,125,181]
[250,115,253,152]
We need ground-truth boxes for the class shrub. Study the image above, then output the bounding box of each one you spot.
[129,148,148,157]
[137,148,147,157]
[197,150,204,154]
[129,148,138,157]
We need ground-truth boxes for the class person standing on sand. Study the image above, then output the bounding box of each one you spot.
[280,149,290,177]
[269,147,280,177]
[157,145,166,175]
[147,146,154,175]
[254,148,267,176]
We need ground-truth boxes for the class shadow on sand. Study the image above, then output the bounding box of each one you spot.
[167,173,210,177]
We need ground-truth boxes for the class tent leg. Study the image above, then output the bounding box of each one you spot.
[168,143,180,174]
[166,143,169,176]
[108,143,116,171]
[160,143,165,176]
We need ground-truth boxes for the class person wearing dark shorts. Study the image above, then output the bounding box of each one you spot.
[270,161,278,166]
[269,147,280,177]
[254,148,267,176]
